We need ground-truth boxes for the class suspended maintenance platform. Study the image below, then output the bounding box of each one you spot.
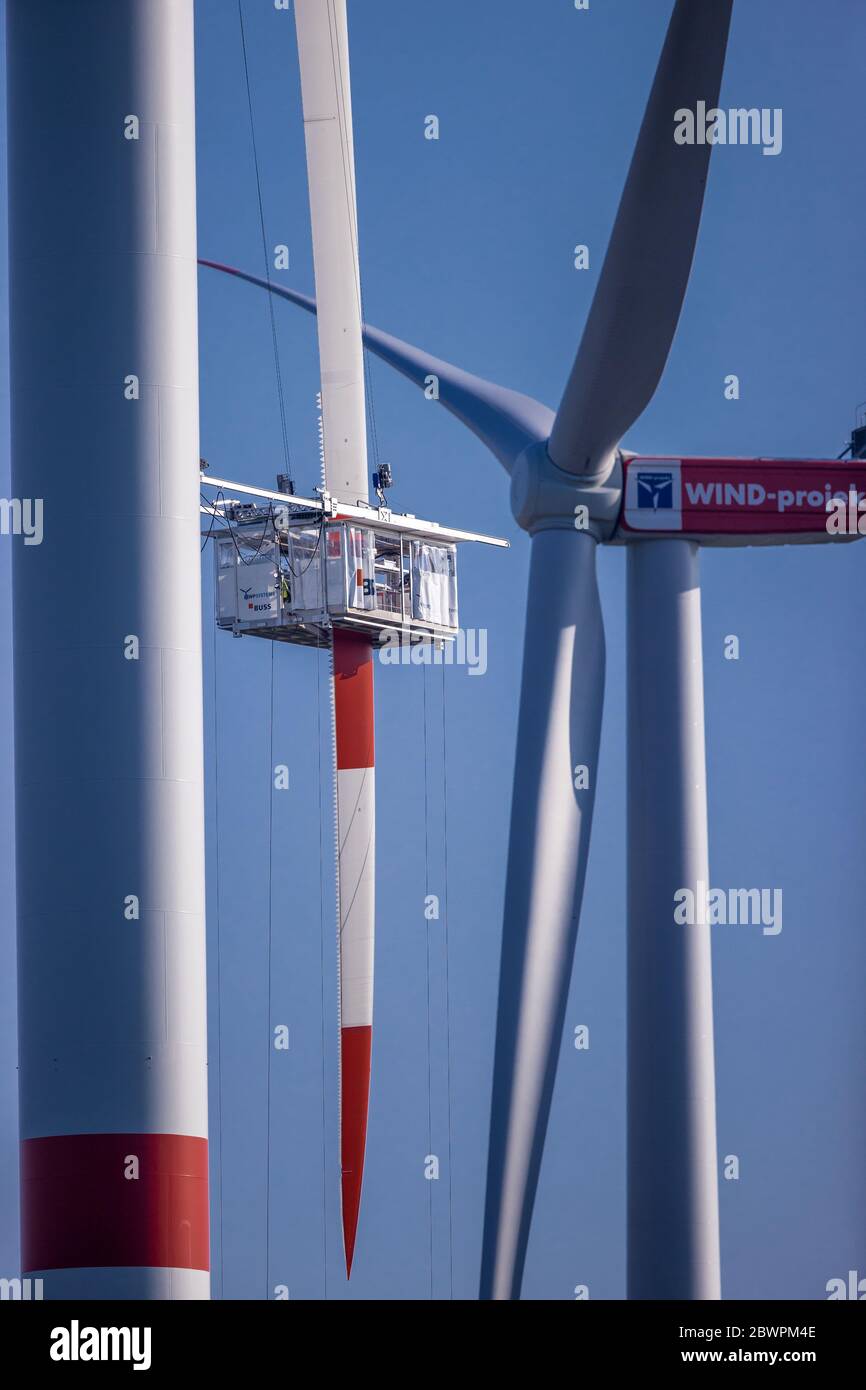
[203,473,509,648]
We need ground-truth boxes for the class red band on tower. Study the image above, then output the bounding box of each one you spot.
[21,1133,209,1273]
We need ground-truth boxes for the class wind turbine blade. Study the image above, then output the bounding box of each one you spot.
[548,0,734,476]
[294,0,374,1278]
[480,530,605,1300]
[295,0,367,501]
[199,260,553,473]
[331,630,376,1279]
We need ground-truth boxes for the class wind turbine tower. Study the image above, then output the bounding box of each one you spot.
[8,0,209,1298]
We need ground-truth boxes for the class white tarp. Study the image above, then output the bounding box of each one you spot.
[412,543,457,627]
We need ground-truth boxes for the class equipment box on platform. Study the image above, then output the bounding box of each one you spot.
[215,515,459,646]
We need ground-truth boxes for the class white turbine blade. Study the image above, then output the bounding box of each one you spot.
[627,541,720,1299]
[295,0,376,1277]
[199,260,553,472]
[295,0,368,501]
[480,530,605,1300]
[548,0,734,477]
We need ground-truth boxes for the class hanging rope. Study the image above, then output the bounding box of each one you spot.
[420,657,457,1299]
[422,664,434,1298]
[315,625,330,1299]
[327,629,342,1211]
[203,490,278,565]
[212,614,227,1300]
[238,0,295,486]
[440,659,455,1301]
[265,641,276,1298]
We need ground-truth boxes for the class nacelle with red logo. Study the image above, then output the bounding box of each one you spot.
[616,457,866,545]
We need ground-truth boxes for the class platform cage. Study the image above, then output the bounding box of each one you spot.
[215,514,459,646]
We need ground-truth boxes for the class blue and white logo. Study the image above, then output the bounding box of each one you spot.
[637,471,674,510]
[624,459,682,532]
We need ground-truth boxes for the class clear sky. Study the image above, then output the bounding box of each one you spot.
[2,0,866,1300]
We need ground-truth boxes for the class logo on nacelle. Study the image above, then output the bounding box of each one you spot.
[636,472,674,510]
[624,460,683,530]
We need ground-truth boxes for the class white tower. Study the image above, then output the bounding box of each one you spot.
[8,0,209,1298]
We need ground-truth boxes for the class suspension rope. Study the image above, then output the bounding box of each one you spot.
[440,659,455,1300]
[212,613,226,1300]
[315,625,330,1298]
[327,629,341,1165]
[265,640,275,1299]
[422,664,434,1298]
[238,0,295,486]
[201,493,223,553]
[419,657,457,1299]
[204,490,278,565]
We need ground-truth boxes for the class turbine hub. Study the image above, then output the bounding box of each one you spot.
[510,441,622,540]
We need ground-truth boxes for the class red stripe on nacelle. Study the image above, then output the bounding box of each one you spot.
[620,456,866,537]
[341,1024,372,1278]
[333,631,375,770]
[21,1133,209,1273]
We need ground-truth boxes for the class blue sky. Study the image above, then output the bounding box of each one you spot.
[2,0,866,1299]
